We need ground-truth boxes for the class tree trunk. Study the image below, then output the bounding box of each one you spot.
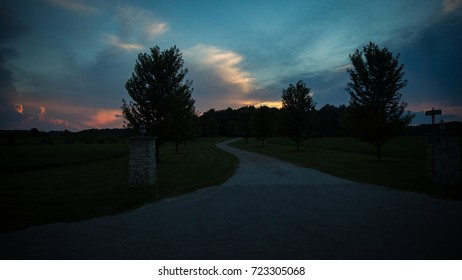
[155,141,160,163]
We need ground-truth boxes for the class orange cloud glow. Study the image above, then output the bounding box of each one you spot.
[239,100,282,108]
[38,105,69,126]
[39,106,47,120]
[14,104,23,114]
[85,109,123,128]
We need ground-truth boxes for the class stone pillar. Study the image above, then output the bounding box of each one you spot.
[427,136,461,185]
[129,137,156,188]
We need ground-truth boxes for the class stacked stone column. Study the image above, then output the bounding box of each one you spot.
[129,137,156,188]
[427,136,460,185]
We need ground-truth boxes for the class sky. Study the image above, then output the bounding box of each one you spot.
[1,0,461,131]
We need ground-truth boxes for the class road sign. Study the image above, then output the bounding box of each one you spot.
[425,109,442,116]
[425,108,442,127]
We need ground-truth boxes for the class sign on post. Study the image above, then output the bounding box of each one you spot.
[425,108,442,126]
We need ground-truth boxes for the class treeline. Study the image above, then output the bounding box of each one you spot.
[198,104,349,140]
[197,105,462,141]
[2,107,461,146]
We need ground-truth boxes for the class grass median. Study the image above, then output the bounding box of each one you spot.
[230,136,462,200]
[0,138,238,232]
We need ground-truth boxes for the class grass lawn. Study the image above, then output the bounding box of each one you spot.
[0,138,238,232]
[231,136,462,200]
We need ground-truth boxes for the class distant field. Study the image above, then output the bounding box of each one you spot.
[231,136,462,200]
[0,138,237,232]
[1,143,129,173]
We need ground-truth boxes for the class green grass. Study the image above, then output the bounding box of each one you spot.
[0,143,129,173]
[0,138,238,232]
[231,137,462,200]
[269,136,428,160]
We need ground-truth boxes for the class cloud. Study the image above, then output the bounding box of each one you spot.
[184,44,257,111]
[8,105,70,131]
[102,4,168,52]
[145,22,169,39]
[104,35,143,51]
[14,104,23,113]
[115,4,168,41]
[0,4,29,129]
[187,45,254,88]
[245,100,282,109]
[400,12,462,119]
[443,0,462,13]
[47,0,99,14]
[0,48,20,121]
[84,109,123,129]
[36,105,69,127]
[38,106,46,120]
[189,45,255,93]
[4,103,124,131]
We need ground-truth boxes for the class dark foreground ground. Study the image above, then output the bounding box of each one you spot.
[1,139,461,259]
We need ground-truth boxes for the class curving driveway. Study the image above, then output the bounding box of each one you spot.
[1,139,462,259]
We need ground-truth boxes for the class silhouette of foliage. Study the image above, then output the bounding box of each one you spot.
[281,80,317,151]
[122,45,195,162]
[345,42,414,160]
[253,106,274,146]
[237,106,255,143]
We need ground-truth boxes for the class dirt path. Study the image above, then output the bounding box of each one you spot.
[1,139,461,259]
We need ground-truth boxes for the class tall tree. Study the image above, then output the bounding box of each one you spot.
[281,80,316,151]
[122,45,195,162]
[345,42,414,160]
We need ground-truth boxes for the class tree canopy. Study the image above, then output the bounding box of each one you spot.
[122,45,195,162]
[281,80,317,151]
[253,106,275,146]
[345,42,414,159]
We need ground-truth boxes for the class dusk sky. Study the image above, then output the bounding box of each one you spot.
[1,0,461,131]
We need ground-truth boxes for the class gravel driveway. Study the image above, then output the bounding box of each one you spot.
[1,139,461,259]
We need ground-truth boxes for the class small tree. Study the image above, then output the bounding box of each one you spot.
[122,45,195,162]
[238,106,254,143]
[345,42,414,160]
[281,80,316,151]
[253,105,274,146]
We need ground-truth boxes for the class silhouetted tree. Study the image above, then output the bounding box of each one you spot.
[345,42,414,160]
[281,80,316,151]
[122,45,195,162]
[170,109,197,154]
[29,128,39,137]
[238,106,254,143]
[253,106,274,146]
